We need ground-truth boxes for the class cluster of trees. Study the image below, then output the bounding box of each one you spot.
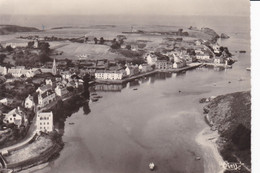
[0,80,35,101]
[85,37,105,45]
[14,41,52,66]
[110,36,126,49]
[0,54,7,65]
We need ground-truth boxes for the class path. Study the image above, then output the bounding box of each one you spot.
[0,115,37,154]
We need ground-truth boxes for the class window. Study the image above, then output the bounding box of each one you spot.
[40,123,42,125]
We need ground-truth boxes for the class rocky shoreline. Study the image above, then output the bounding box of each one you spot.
[2,132,63,172]
[201,91,251,173]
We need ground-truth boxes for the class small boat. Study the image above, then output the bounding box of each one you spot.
[246,67,251,71]
[195,156,201,160]
[91,98,98,102]
[69,122,75,125]
[239,50,246,53]
[149,162,155,171]
[133,88,138,90]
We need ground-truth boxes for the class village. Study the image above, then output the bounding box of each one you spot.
[0,30,234,171]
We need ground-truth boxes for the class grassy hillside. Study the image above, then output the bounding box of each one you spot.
[0,25,39,35]
[204,91,251,172]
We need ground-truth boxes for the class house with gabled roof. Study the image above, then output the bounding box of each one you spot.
[0,98,13,106]
[36,84,52,94]
[3,107,27,127]
[38,89,56,108]
[24,94,35,109]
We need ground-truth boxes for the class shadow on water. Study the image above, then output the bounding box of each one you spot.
[46,83,91,135]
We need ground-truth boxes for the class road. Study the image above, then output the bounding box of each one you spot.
[0,114,37,154]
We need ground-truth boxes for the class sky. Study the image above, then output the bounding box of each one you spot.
[0,0,250,16]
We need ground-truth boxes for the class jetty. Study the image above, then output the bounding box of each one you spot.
[95,63,202,84]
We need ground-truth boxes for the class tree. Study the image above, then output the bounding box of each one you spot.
[0,54,6,64]
[126,45,131,50]
[94,37,98,44]
[39,42,50,53]
[99,37,105,44]
[6,45,13,52]
[131,58,145,65]
[67,86,74,92]
[112,38,117,44]
[111,41,121,49]
[5,73,13,79]
[27,41,34,48]
[39,52,51,63]
[178,28,183,36]
[85,37,88,43]
[119,39,124,45]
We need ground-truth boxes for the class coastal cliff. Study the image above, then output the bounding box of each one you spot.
[201,27,219,42]
[203,91,251,172]
[0,25,39,35]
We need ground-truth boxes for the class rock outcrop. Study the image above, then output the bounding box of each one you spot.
[204,91,251,171]
[220,33,230,39]
[201,27,219,42]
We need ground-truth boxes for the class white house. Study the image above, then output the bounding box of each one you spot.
[34,39,39,48]
[0,66,7,75]
[146,53,158,65]
[24,94,35,109]
[195,40,202,46]
[4,107,27,127]
[95,70,124,80]
[36,111,53,132]
[173,56,186,69]
[38,90,56,108]
[7,67,37,78]
[196,53,210,60]
[55,85,69,97]
[212,44,220,54]
[0,98,13,106]
[45,79,54,86]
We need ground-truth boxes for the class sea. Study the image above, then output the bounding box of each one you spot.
[1,15,251,173]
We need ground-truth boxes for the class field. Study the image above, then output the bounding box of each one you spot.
[50,42,121,60]
[0,25,211,61]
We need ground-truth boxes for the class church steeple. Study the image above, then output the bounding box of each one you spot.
[52,58,57,75]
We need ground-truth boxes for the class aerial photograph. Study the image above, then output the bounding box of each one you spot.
[0,0,251,173]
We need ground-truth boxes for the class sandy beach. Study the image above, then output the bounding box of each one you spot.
[196,126,226,173]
